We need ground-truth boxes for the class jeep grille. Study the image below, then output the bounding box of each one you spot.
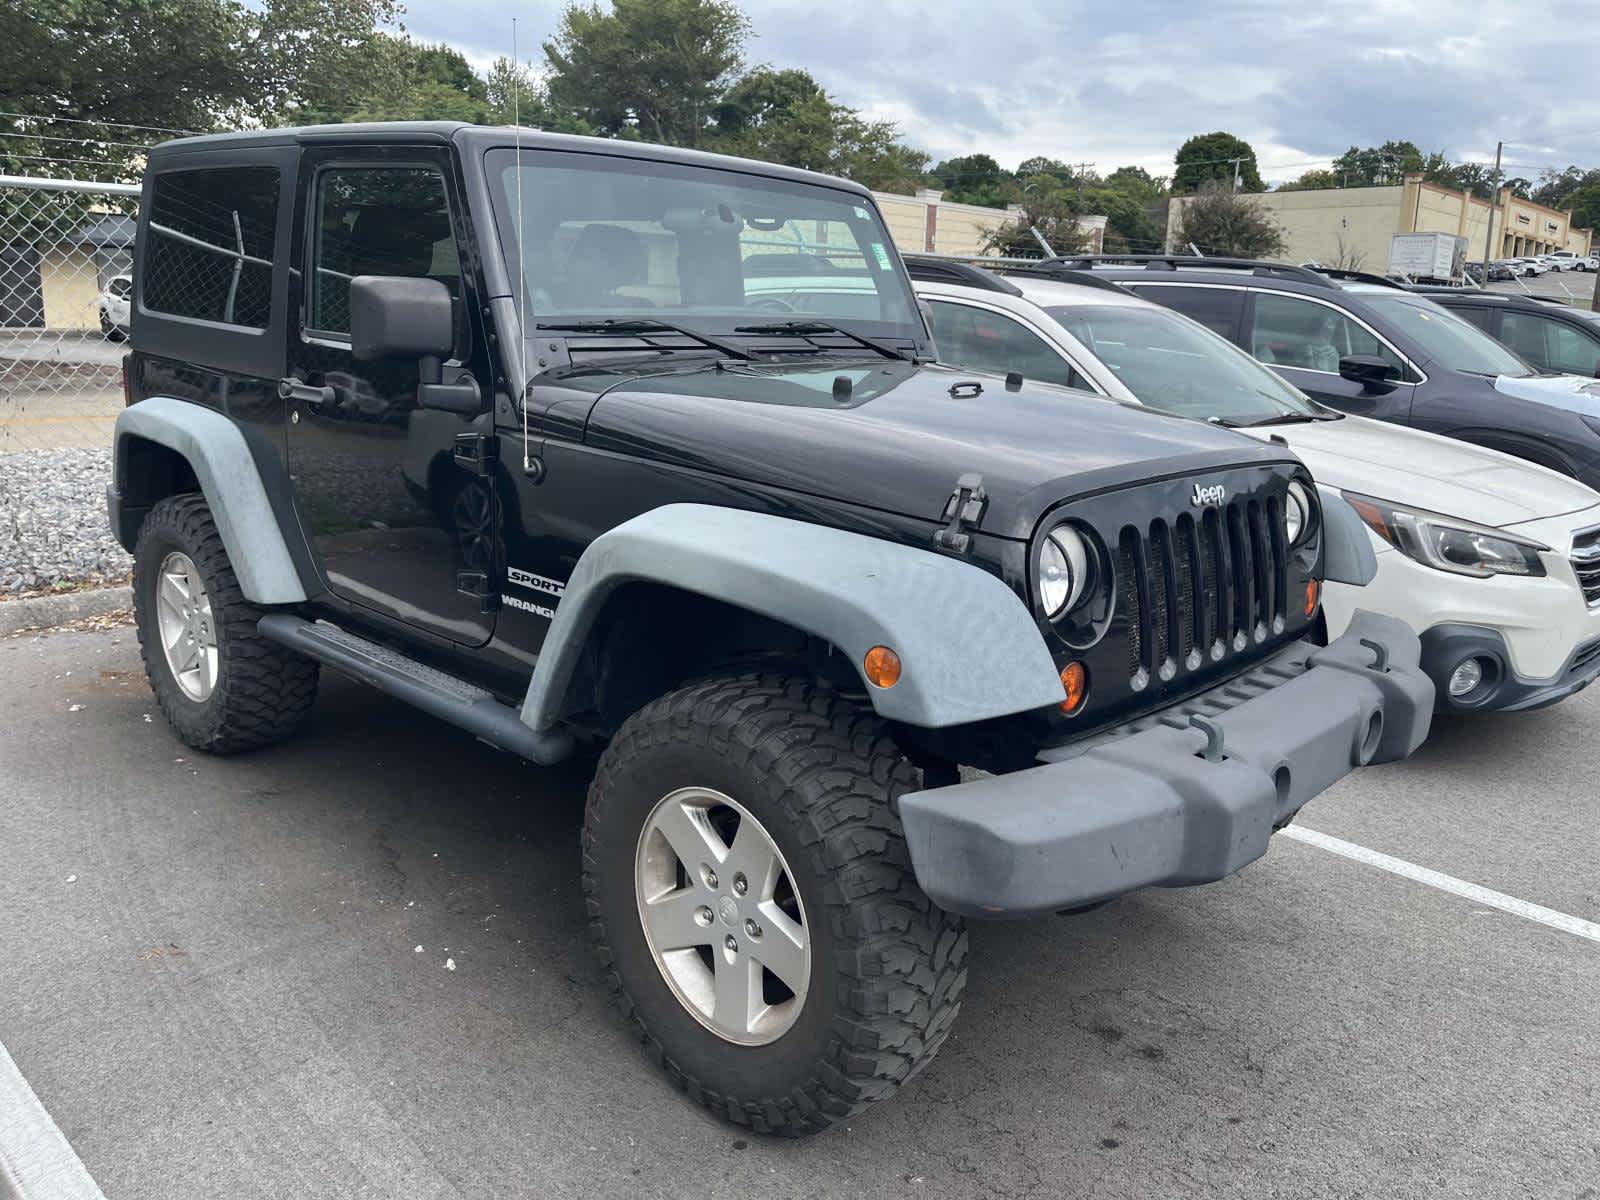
[1116,496,1288,689]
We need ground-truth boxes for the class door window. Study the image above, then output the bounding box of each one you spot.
[925,300,1089,390]
[1500,310,1600,376]
[308,166,458,336]
[1247,293,1405,376]
[1449,305,1495,332]
[1130,285,1245,340]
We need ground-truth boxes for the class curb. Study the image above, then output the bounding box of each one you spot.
[0,585,133,637]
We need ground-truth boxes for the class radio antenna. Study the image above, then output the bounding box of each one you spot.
[512,17,531,469]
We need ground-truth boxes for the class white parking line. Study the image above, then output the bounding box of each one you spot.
[0,1040,104,1200]
[1283,825,1600,945]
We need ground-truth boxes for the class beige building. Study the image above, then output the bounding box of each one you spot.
[874,188,1106,257]
[1166,173,1593,270]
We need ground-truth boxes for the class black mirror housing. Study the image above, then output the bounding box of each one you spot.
[1338,354,1399,392]
[350,275,454,362]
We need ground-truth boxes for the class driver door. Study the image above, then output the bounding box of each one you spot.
[1243,291,1416,421]
[284,150,499,646]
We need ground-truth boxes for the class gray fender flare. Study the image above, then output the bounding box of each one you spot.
[520,504,1066,731]
[1318,486,1378,587]
[114,396,308,604]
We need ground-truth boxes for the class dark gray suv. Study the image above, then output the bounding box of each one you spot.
[1059,257,1600,489]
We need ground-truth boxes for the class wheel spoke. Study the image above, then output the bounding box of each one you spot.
[713,951,759,1038]
[641,888,709,952]
[158,572,188,622]
[753,900,808,992]
[727,817,783,900]
[651,798,729,871]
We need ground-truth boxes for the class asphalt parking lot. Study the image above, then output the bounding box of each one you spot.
[2,621,1597,1199]
[1486,269,1600,306]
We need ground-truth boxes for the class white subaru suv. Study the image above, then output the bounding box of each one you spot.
[910,257,1600,712]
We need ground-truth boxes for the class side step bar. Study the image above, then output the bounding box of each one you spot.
[257,614,573,765]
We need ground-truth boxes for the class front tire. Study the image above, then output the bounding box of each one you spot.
[583,673,967,1136]
[134,493,318,753]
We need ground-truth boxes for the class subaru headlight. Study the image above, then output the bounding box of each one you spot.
[1342,492,1547,578]
[1038,525,1089,617]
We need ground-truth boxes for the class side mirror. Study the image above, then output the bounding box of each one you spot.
[350,275,454,362]
[1338,354,1400,393]
[349,275,479,414]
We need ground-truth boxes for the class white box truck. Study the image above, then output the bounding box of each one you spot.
[1388,232,1467,281]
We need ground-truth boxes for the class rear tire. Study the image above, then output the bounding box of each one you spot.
[583,673,967,1136]
[134,494,318,753]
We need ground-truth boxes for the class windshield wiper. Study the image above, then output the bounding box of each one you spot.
[733,320,914,362]
[535,319,754,361]
[1235,411,1342,427]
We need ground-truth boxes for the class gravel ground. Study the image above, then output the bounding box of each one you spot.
[0,448,130,596]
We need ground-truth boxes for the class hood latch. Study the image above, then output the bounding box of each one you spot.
[934,473,987,554]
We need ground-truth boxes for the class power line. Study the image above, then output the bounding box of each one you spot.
[0,110,205,137]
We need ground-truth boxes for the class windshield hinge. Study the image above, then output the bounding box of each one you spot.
[933,473,986,554]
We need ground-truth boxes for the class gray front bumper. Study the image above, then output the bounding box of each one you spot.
[899,610,1434,918]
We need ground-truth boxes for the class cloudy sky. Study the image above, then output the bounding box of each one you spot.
[404,0,1600,184]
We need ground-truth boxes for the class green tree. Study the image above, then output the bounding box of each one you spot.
[1173,132,1263,194]
[1277,168,1341,191]
[485,57,594,133]
[1173,181,1286,257]
[543,0,749,148]
[324,36,490,123]
[1566,184,1600,235]
[1330,140,1424,186]
[931,154,1014,207]
[981,185,1090,257]
[709,67,926,191]
[1533,166,1600,210]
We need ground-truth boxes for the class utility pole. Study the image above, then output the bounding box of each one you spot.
[1072,161,1095,200]
[1480,140,1502,286]
[1231,157,1243,193]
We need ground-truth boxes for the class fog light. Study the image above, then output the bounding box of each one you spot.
[1059,661,1088,715]
[1448,657,1485,698]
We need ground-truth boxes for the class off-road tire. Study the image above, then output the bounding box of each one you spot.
[134,493,318,753]
[583,673,967,1136]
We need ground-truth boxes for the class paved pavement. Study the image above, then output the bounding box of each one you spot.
[1485,269,1600,307]
[0,390,121,452]
[1,623,1597,1198]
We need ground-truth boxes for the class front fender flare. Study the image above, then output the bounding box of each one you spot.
[113,397,308,604]
[520,504,1066,731]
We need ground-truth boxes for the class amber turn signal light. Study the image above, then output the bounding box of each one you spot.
[1304,579,1320,616]
[1059,661,1088,715]
[863,645,902,689]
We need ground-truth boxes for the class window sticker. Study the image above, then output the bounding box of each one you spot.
[871,242,892,270]
[853,205,870,220]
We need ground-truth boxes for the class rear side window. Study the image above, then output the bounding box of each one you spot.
[925,300,1089,390]
[1449,305,1495,332]
[309,166,457,335]
[1247,293,1406,376]
[1130,285,1244,341]
[142,166,279,328]
[1502,311,1600,377]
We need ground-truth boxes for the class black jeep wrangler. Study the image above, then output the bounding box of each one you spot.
[109,122,1433,1135]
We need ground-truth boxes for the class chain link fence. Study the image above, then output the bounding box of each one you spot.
[0,175,140,405]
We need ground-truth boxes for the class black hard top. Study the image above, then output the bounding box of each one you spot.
[1410,286,1582,311]
[148,121,871,196]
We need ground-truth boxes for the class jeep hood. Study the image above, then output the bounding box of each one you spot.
[574,361,1297,539]
[1247,414,1600,526]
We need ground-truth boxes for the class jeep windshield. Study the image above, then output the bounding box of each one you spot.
[1045,303,1329,426]
[486,148,925,357]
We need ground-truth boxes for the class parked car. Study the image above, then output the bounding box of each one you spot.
[1468,261,1517,283]
[910,257,1600,712]
[97,273,131,338]
[1552,251,1598,272]
[108,123,1431,1135]
[1512,257,1549,276]
[1413,288,1600,378]
[1058,256,1600,489]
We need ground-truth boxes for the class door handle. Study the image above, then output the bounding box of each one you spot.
[278,377,335,406]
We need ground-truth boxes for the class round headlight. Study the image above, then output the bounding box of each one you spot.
[1285,481,1311,545]
[1039,525,1089,618]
